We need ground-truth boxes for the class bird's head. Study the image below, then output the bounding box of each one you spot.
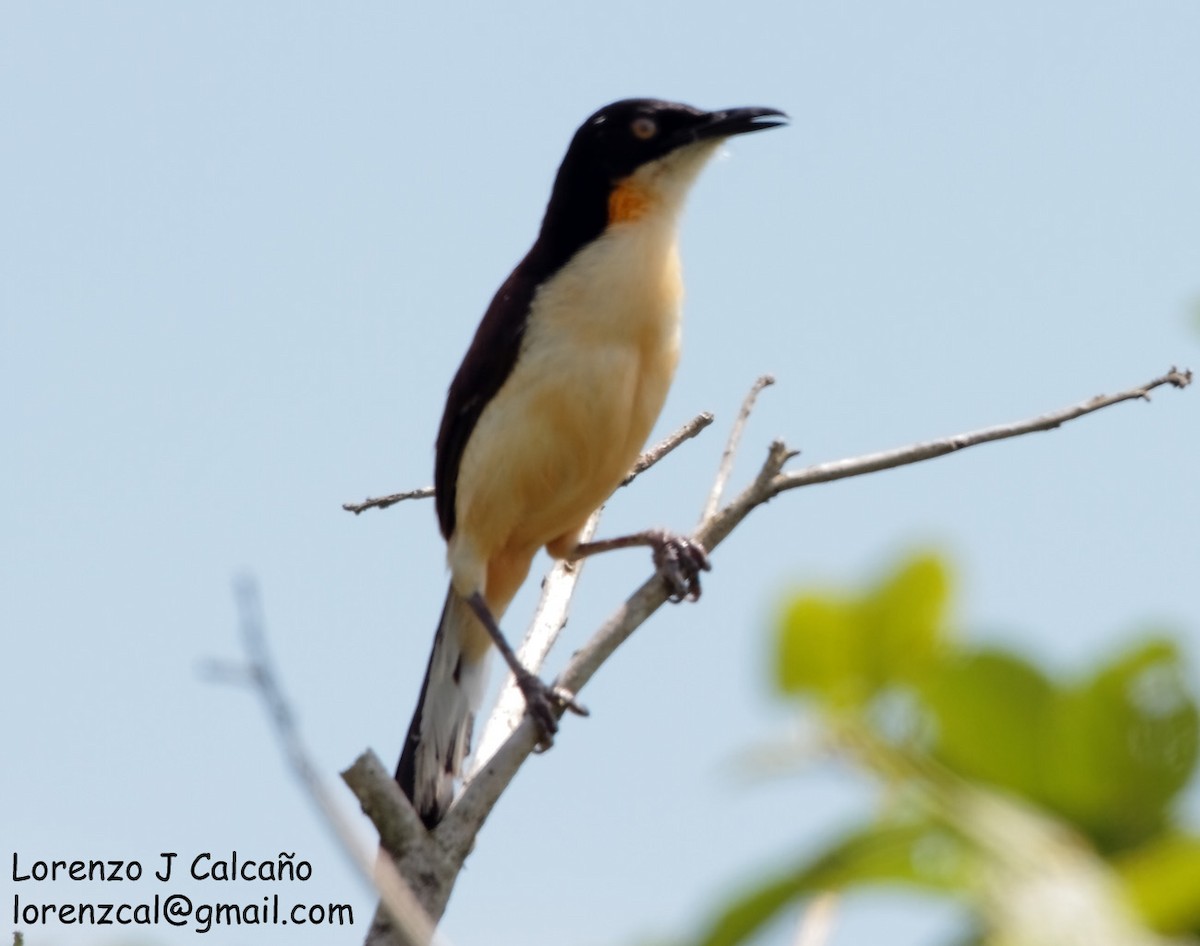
[538,98,786,254]
[575,99,784,175]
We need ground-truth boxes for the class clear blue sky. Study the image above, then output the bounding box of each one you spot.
[3,3,1198,945]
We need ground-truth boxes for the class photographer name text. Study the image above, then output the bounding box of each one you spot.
[9,851,353,934]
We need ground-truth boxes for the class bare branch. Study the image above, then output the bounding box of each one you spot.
[771,366,1193,496]
[343,486,435,516]
[353,365,1191,944]
[622,410,715,486]
[214,579,442,946]
[701,374,774,523]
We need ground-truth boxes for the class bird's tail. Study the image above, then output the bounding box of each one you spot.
[395,586,492,828]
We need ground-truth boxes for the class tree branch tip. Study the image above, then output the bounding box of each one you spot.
[621,410,716,486]
[768,439,797,465]
[700,378,779,523]
[1166,366,1193,389]
[341,748,385,780]
[340,749,439,861]
[341,751,394,809]
[342,486,437,516]
[1129,366,1192,403]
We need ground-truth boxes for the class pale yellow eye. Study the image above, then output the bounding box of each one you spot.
[630,116,658,140]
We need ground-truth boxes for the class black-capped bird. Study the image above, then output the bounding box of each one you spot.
[396,98,786,827]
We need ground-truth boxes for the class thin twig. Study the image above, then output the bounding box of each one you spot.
[701,375,774,523]
[622,411,715,486]
[215,578,443,946]
[771,366,1193,497]
[344,486,435,516]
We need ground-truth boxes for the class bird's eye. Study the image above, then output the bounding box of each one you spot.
[630,116,658,140]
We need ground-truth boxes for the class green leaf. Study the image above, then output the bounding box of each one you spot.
[775,553,950,707]
[694,821,971,946]
[923,649,1055,801]
[1045,638,1198,851]
[777,594,863,704]
[861,552,950,687]
[1116,832,1200,934]
[922,640,1198,852]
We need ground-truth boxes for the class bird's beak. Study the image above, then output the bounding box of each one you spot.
[683,106,789,144]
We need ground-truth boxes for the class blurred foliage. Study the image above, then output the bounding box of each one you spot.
[690,553,1200,946]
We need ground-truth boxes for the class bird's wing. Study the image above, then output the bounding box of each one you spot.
[434,263,537,539]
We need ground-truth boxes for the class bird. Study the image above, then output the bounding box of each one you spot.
[395,97,786,828]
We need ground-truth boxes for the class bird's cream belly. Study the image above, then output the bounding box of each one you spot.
[454,334,676,566]
[448,212,684,598]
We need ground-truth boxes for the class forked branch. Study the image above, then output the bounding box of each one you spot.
[339,365,1190,945]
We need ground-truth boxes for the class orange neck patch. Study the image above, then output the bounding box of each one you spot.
[608,179,654,223]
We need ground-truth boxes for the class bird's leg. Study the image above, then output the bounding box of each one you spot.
[464,591,589,751]
[569,528,711,603]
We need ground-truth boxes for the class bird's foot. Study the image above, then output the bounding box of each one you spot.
[516,670,589,752]
[650,531,712,602]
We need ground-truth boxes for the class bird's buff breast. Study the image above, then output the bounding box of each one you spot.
[453,225,684,563]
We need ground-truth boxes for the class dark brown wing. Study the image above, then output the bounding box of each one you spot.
[433,263,538,539]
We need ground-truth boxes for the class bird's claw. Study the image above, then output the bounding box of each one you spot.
[516,672,588,753]
[652,533,712,602]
